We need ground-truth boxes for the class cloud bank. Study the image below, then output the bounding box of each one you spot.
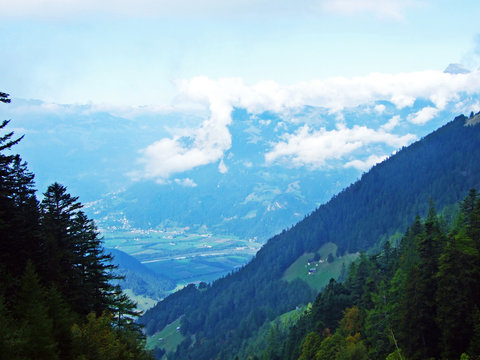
[265,125,415,168]
[136,69,480,181]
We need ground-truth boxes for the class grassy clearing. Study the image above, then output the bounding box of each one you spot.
[282,242,358,291]
[146,317,185,356]
[239,304,310,358]
[277,304,309,327]
[122,289,157,313]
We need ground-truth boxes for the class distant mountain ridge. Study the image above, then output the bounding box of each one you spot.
[142,113,480,358]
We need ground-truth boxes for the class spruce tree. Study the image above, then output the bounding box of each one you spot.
[0,294,21,360]
[468,306,480,360]
[469,196,480,250]
[40,183,119,315]
[1,94,43,283]
[414,203,442,358]
[399,204,444,359]
[15,262,59,360]
[436,227,479,359]
[462,189,478,222]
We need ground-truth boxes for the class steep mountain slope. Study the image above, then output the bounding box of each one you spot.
[142,113,480,359]
[108,248,175,301]
[278,194,480,360]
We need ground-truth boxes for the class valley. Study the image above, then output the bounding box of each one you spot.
[103,227,263,288]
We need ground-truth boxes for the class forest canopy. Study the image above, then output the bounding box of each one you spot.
[278,191,480,360]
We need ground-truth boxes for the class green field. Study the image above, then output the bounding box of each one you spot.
[146,317,185,357]
[102,228,263,288]
[282,242,358,290]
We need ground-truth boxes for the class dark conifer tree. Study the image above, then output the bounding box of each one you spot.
[1,93,43,286]
[46,285,77,360]
[395,204,444,359]
[0,121,40,277]
[40,183,123,316]
[436,226,479,359]
[468,196,480,250]
[396,216,423,273]
[0,294,20,360]
[469,306,480,360]
[462,189,478,221]
[15,262,59,360]
[40,182,82,288]
[409,203,442,358]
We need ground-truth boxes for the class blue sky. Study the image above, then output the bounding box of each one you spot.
[1,0,480,106]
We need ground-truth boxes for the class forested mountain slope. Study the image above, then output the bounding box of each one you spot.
[142,113,480,359]
[277,191,480,360]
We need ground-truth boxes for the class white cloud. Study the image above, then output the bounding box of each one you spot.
[407,106,439,125]
[344,154,389,171]
[136,77,234,180]
[136,69,480,180]
[181,70,480,115]
[138,132,228,180]
[381,115,401,131]
[265,125,416,168]
[174,178,198,187]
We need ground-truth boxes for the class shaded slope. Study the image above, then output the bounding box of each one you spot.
[108,248,175,300]
[142,114,480,359]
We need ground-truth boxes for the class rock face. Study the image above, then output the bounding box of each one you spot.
[466,112,480,126]
[444,63,470,74]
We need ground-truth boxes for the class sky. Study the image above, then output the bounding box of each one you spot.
[2,0,480,183]
[1,0,480,106]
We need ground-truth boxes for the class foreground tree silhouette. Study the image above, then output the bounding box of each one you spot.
[0,92,152,359]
